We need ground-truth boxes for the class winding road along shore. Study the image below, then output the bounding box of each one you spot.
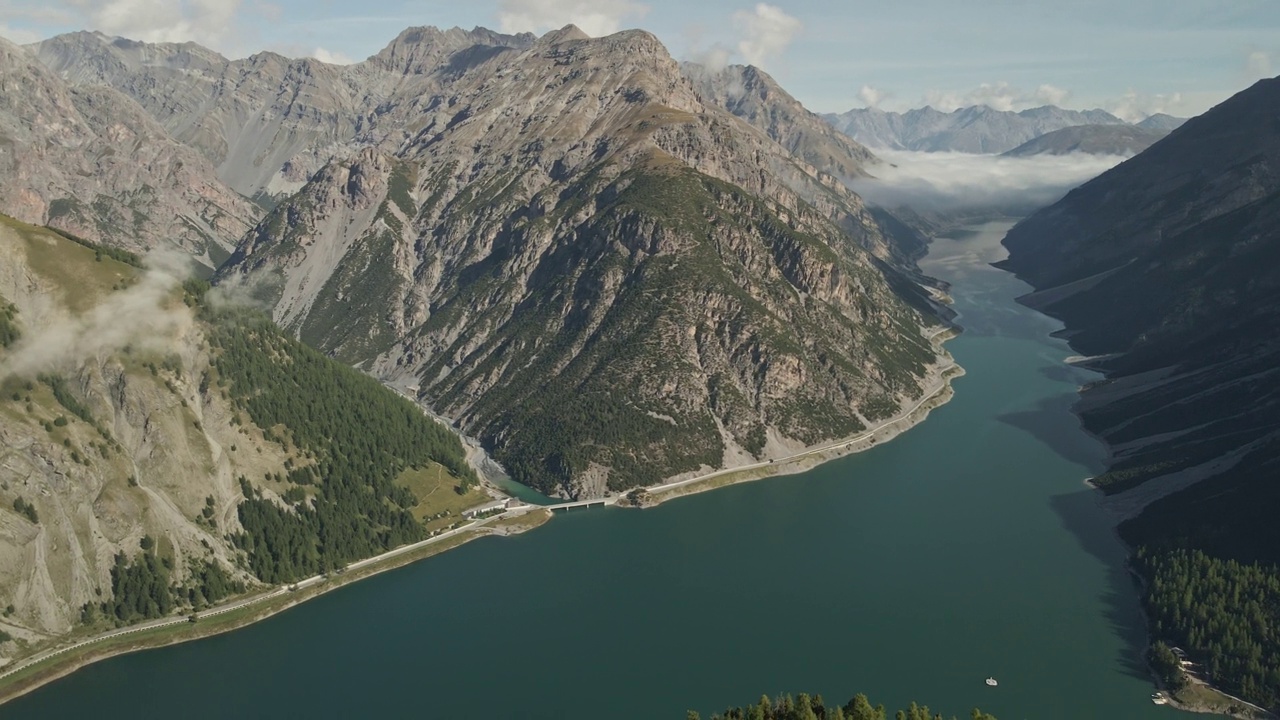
[0,325,960,704]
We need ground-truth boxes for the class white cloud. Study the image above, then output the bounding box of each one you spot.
[83,0,242,46]
[496,0,649,38]
[858,84,888,109]
[0,23,43,44]
[851,150,1127,214]
[1034,83,1070,106]
[922,81,1073,113]
[732,3,801,69]
[1104,89,1184,123]
[1246,49,1272,79]
[697,44,733,73]
[681,23,732,73]
[311,47,354,65]
[0,251,196,383]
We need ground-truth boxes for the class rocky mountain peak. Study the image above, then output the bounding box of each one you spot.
[370,25,534,75]
[201,21,943,498]
[528,26,677,79]
[682,61,877,182]
[1136,112,1186,131]
[33,30,228,83]
[540,24,591,44]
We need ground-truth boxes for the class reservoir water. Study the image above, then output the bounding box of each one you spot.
[3,223,1192,719]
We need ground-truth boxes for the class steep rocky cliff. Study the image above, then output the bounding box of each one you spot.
[29,29,909,263]
[219,27,946,498]
[0,38,256,266]
[684,63,877,181]
[682,64,937,268]
[30,28,536,201]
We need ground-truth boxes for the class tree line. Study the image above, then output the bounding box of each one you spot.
[202,300,475,584]
[81,541,244,626]
[1134,546,1280,709]
[691,692,996,720]
[0,299,17,347]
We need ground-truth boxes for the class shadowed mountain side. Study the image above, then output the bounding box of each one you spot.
[1002,125,1169,157]
[1000,76,1280,711]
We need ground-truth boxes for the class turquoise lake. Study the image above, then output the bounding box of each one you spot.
[2,223,1192,719]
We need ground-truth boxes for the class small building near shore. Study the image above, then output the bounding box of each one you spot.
[463,498,512,518]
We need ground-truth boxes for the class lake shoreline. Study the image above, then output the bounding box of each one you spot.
[0,510,553,707]
[637,332,963,507]
[6,220,1199,719]
[0,330,964,708]
[1035,286,1269,720]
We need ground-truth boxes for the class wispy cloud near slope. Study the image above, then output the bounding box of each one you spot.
[732,3,801,68]
[0,251,196,382]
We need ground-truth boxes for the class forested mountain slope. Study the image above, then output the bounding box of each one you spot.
[0,217,475,660]
[998,76,1280,710]
[216,27,947,499]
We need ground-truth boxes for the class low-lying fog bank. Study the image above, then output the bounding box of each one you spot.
[852,150,1129,219]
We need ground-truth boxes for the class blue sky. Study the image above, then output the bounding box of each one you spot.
[1,0,1277,119]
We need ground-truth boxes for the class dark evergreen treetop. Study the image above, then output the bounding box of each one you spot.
[198,295,474,583]
[693,692,996,720]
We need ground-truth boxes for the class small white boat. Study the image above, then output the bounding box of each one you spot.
[985,677,998,687]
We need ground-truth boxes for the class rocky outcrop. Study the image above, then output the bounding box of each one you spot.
[219,28,945,499]
[0,38,256,265]
[684,63,876,181]
[29,27,537,201]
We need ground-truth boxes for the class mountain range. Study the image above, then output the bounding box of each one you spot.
[4,27,951,500]
[215,28,949,498]
[823,104,1184,154]
[0,24,962,660]
[5,18,1278,711]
